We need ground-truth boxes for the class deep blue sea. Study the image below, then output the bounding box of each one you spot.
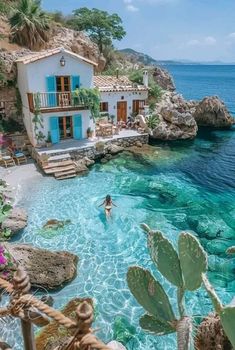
[2,65,235,350]
[166,64,235,115]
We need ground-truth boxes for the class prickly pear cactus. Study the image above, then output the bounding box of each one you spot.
[194,313,232,350]
[147,230,183,288]
[220,307,235,348]
[127,266,176,323]
[178,232,207,291]
[176,316,193,350]
[139,314,175,335]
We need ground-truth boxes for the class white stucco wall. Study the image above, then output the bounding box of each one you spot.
[25,52,94,92]
[35,110,94,142]
[17,52,95,145]
[99,90,148,121]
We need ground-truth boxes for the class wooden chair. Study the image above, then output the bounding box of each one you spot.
[8,146,27,165]
[0,151,15,168]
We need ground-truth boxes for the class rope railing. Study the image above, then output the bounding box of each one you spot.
[0,267,111,350]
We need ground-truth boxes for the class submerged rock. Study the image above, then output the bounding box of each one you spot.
[4,243,78,289]
[2,207,27,235]
[109,144,124,155]
[43,219,71,230]
[193,96,234,128]
[107,341,127,350]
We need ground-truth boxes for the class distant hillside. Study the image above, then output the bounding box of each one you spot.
[119,48,183,66]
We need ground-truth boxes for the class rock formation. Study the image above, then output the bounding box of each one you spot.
[193,96,234,128]
[151,92,198,140]
[2,207,27,235]
[4,243,78,289]
[152,67,176,91]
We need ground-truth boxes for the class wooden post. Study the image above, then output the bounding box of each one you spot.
[12,268,36,350]
[21,320,36,350]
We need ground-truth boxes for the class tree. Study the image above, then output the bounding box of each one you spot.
[9,0,51,49]
[68,7,126,53]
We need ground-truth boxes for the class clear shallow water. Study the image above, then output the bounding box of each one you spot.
[6,127,235,349]
[2,65,235,349]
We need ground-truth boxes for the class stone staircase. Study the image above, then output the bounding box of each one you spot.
[42,153,76,180]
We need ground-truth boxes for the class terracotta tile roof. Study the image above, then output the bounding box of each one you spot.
[94,75,148,92]
[15,47,97,66]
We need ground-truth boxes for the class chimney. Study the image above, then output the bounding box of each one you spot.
[143,70,148,87]
[116,68,119,79]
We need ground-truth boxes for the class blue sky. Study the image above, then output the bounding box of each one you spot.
[42,0,235,62]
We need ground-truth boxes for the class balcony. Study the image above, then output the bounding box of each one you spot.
[27,92,89,114]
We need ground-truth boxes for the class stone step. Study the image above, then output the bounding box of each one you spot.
[55,169,76,178]
[56,173,77,180]
[48,153,71,163]
[44,164,75,174]
[43,160,74,170]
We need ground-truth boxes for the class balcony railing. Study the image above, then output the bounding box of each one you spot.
[27,92,89,113]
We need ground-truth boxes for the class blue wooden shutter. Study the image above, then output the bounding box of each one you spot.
[71,76,80,90]
[49,117,60,143]
[73,115,82,140]
[46,76,56,107]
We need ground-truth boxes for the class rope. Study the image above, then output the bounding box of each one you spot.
[0,307,10,317]
[19,294,77,328]
[0,277,14,294]
[75,333,111,350]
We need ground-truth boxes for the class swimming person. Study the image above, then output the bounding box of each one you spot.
[99,195,117,218]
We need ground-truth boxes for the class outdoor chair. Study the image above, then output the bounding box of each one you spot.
[7,146,27,165]
[0,151,15,168]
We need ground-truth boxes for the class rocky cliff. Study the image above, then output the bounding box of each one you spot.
[193,96,234,128]
[152,92,198,140]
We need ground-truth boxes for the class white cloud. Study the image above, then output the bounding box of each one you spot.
[123,0,133,3]
[228,32,235,39]
[204,36,216,45]
[186,36,216,47]
[187,39,200,46]
[126,4,139,11]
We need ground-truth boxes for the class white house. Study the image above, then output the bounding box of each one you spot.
[94,73,148,123]
[16,47,97,146]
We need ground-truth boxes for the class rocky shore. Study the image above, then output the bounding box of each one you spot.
[149,92,234,141]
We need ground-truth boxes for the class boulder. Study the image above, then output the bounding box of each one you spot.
[43,219,71,230]
[4,243,78,290]
[193,96,234,128]
[84,157,95,167]
[2,207,27,234]
[74,159,88,173]
[152,92,198,140]
[109,144,124,155]
[107,341,127,350]
[152,66,176,91]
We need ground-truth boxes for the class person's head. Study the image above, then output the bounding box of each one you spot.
[106,194,111,202]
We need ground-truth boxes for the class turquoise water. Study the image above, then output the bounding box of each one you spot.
[3,65,235,349]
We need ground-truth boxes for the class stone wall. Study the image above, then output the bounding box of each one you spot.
[0,86,22,123]
[35,134,149,161]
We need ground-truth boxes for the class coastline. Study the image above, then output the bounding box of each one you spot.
[0,161,43,205]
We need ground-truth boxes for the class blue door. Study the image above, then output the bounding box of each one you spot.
[50,117,60,143]
[46,76,56,107]
[73,115,82,140]
[71,75,80,90]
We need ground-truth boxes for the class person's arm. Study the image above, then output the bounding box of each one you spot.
[112,201,117,207]
[98,200,105,207]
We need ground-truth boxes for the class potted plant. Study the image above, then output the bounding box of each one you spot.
[46,131,52,147]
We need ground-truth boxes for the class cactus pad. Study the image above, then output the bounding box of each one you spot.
[220,306,235,348]
[139,314,175,335]
[148,230,183,287]
[127,266,176,323]
[178,232,207,291]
